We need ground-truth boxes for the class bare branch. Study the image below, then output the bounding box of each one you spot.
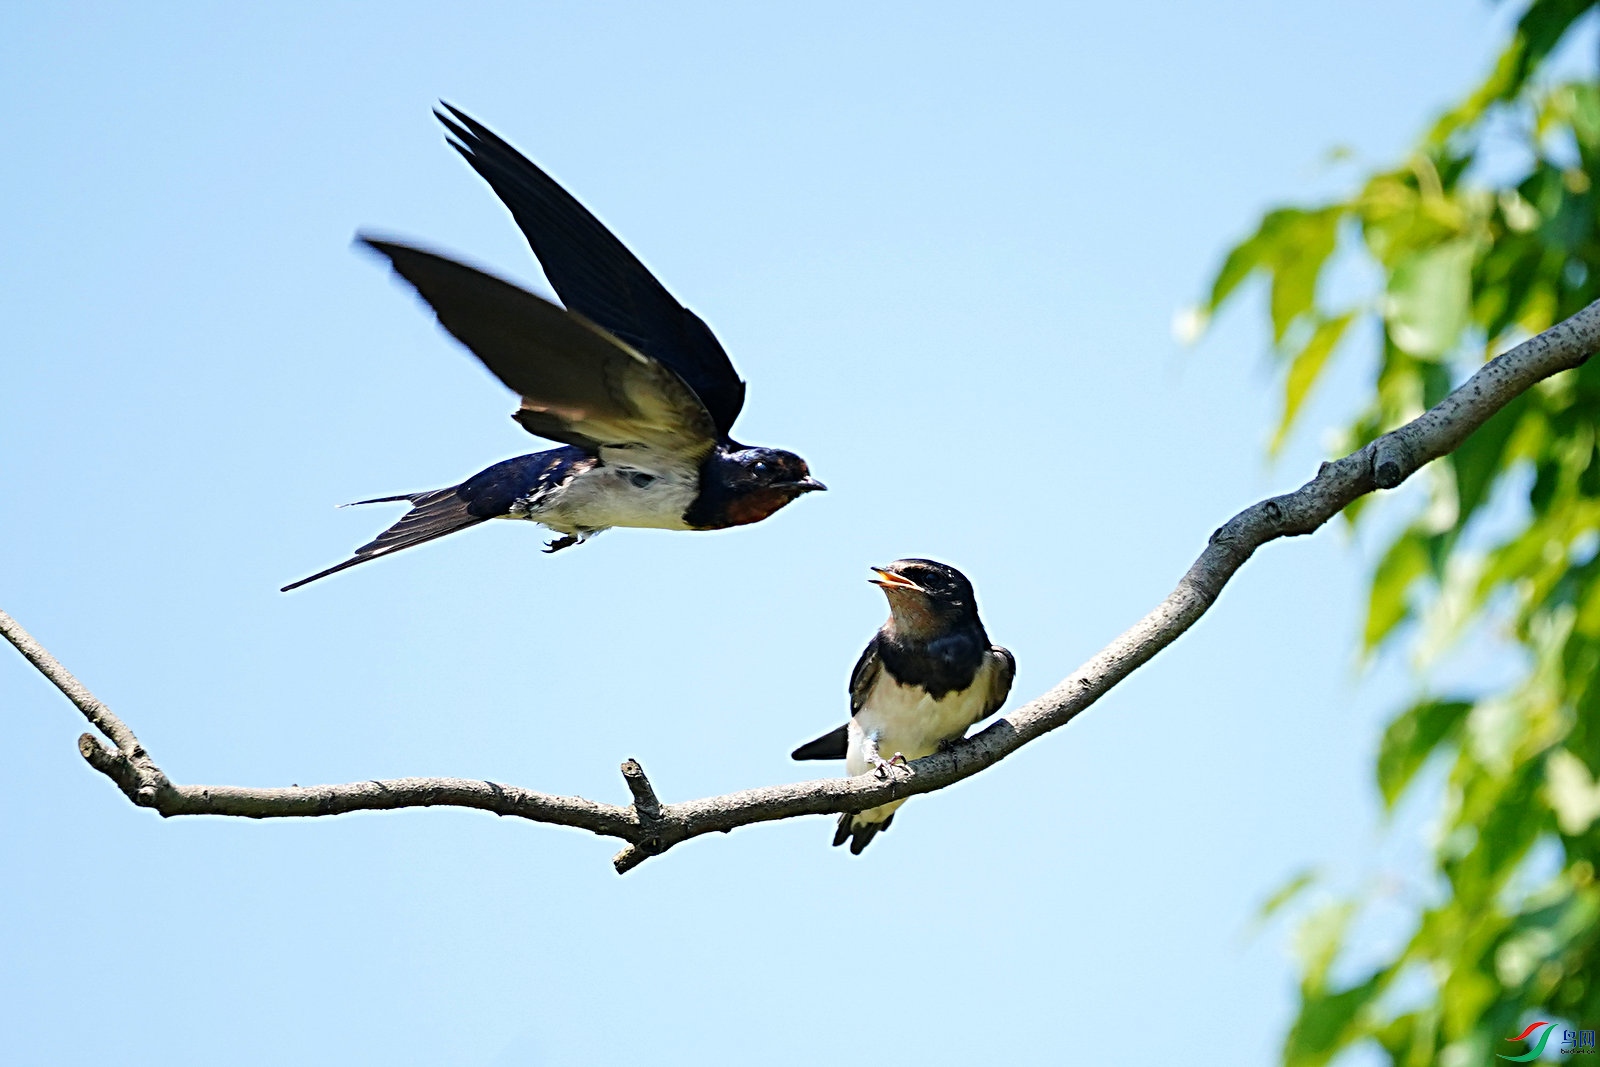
[0,608,144,756]
[6,301,1598,872]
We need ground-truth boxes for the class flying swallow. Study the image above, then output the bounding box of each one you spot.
[283,105,823,591]
[791,559,1015,853]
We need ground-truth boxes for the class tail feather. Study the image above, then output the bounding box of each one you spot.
[340,491,437,507]
[281,486,489,592]
[791,724,849,761]
[833,811,894,854]
[284,451,589,592]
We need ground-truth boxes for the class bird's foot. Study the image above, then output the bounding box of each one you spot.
[543,534,581,554]
[871,752,911,780]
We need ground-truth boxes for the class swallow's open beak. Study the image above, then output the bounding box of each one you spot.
[869,567,922,592]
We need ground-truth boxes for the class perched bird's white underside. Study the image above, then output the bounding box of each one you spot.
[845,651,1008,829]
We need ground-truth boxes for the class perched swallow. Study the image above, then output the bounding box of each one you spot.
[283,106,823,591]
[792,559,1014,854]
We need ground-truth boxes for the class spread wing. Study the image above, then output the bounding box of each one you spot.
[362,238,719,465]
[980,645,1016,721]
[437,104,747,437]
[789,636,882,761]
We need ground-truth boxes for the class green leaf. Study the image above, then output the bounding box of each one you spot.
[1480,513,1560,598]
[1420,359,1453,410]
[1570,82,1600,153]
[1447,764,1549,911]
[1385,239,1477,357]
[1474,235,1548,342]
[1513,0,1599,95]
[1377,699,1472,808]
[1371,1010,1435,1067]
[1365,529,1432,650]
[1206,207,1343,341]
[1272,312,1357,453]
[1284,971,1385,1067]
[1208,226,1274,310]
[1294,901,1357,990]
[1452,392,1529,526]
[1568,669,1600,778]
[1259,869,1319,922]
[1441,965,1498,1039]
[1269,210,1341,341]
[1195,7,1600,1062]
[1425,0,1599,146]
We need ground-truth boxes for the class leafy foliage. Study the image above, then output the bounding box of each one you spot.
[1202,2,1600,1062]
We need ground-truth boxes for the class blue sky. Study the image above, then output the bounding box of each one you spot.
[1,3,1521,1064]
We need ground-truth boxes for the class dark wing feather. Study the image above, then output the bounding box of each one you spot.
[281,488,486,591]
[848,635,884,717]
[361,238,719,461]
[980,645,1017,721]
[791,636,883,761]
[791,725,848,761]
[436,104,747,436]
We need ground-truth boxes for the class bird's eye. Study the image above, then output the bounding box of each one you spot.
[628,471,656,488]
[752,461,769,475]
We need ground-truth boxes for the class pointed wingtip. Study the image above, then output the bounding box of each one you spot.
[435,102,471,147]
[434,101,489,145]
[352,233,408,265]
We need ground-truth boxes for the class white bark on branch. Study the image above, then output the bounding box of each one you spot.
[7,301,1600,873]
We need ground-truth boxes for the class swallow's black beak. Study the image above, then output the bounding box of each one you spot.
[780,478,827,493]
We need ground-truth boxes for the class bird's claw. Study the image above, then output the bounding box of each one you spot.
[871,752,910,780]
[543,534,580,554]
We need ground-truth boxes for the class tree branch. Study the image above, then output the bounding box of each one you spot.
[7,302,1598,873]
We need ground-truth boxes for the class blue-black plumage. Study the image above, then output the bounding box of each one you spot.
[791,559,1015,854]
[283,107,822,592]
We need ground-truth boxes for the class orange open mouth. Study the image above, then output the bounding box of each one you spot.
[869,567,923,592]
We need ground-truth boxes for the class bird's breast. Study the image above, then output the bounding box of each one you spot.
[845,660,999,776]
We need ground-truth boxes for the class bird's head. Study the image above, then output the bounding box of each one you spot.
[870,558,980,637]
[687,445,825,529]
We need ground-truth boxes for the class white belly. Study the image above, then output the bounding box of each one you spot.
[844,660,998,826]
[510,462,698,533]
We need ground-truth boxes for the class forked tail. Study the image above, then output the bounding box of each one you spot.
[280,486,489,591]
